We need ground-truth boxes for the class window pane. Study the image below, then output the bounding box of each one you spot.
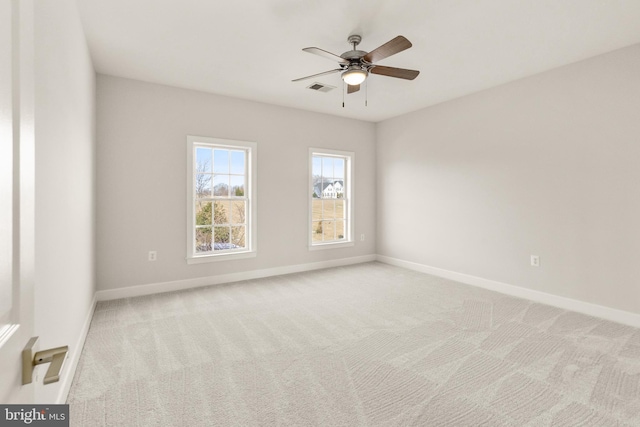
[195,226,212,253]
[230,200,245,224]
[323,200,335,219]
[312,181,321,199]
[214,149,229,174]
[320,179,328,199]
[335,200,345,219]
[213,201,229,225]
[312,199,322,221]
[336,220,345,240]
[312,221,323,242]
[322,157,333,178]
[214,175,229,197]
[231,226,246,248]
[195,174,212,197]
[323,220,335,241]
[334,158,344,179]
[312,156,322,177]
[195,201,212,226]
[230,150,245,175]
[230,175,245,197]
[334,180,344,198]
[214,226,230,249]
[196,147,212,173]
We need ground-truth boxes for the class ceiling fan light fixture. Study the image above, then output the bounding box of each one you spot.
[342,66,367,85]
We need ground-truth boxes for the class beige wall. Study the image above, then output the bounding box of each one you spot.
[377,44,640,314]
[34,0,96,402]
[96,75,376,291]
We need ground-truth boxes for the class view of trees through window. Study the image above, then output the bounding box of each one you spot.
[194,146,247,253]
[311,154,347,244]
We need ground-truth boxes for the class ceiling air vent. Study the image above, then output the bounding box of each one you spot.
[307,82,336,93]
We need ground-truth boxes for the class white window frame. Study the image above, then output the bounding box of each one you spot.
[309,148,354,250]
[186,135,257,264]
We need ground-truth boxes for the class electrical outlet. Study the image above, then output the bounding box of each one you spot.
[360,234,365,242]
[148,251,157,261]
[530,255,540,267]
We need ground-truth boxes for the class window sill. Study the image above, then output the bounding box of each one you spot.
[186,250,256,264]
[308,241,354,251]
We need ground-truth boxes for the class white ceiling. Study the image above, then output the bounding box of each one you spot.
[77,0,640,122]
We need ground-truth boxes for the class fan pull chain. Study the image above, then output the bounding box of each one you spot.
[365,80,368,107]
[342,82,345,108]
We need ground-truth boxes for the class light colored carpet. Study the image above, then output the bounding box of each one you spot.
[67,262,640,426]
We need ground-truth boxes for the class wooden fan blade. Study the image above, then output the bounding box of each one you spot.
[363,36,412,63]
[292,69,342,82]
[302,47,349,64]
[347,84,360,94]
[370,65,419,80]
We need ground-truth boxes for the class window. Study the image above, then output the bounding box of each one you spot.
[309,148,354,249]
[187,136,257,263]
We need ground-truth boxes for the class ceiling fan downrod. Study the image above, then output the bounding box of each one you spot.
[348,34,362,51]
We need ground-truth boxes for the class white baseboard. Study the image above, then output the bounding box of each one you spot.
[96,254,377,301]
[377,255,640,328]
[93,252,639,325]
[56,293,97,404]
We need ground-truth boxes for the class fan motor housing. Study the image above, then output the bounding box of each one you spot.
[341,34,369,63]
[340,50,368,61]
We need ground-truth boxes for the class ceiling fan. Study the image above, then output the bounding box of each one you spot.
[292,34,420,94]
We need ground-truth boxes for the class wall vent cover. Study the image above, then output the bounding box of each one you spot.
[307,82,336,93]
